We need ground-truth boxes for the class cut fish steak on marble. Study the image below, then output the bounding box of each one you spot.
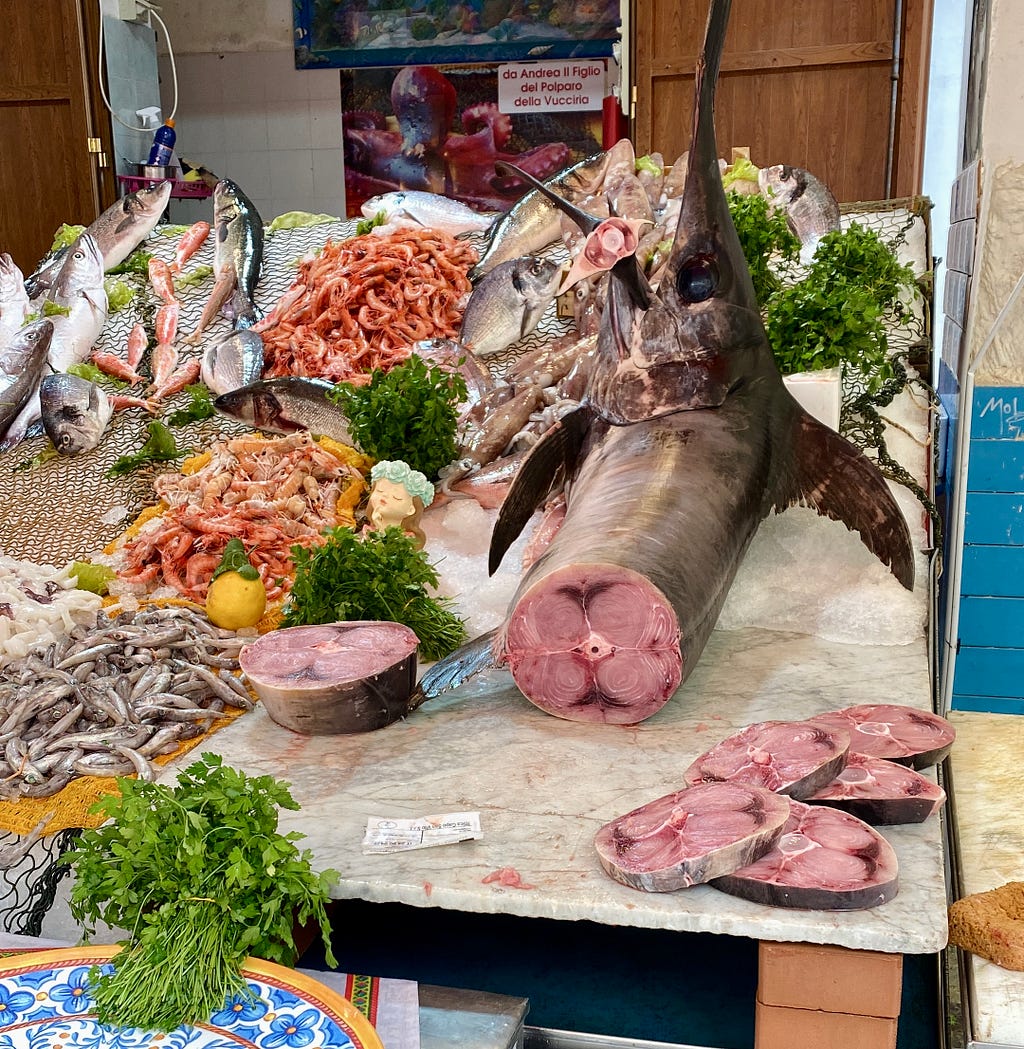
[711,799,899,910]
[682,720,851,800]
[239,621,418,734]
[805,752,946,825]
[807,704,955,769]
[594,781,791,892]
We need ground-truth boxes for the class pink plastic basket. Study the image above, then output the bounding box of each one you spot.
[117,175,212,199]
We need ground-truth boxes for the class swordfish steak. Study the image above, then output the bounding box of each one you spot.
[417,0,915,724]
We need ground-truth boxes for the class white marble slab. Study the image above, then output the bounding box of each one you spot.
[948,711,1024,1047]
[158,627,947,957]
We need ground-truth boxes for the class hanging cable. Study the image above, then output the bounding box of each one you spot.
[97,0,178,132]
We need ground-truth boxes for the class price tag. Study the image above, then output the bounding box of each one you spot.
[362,812,483,854]
[497,60,606,114]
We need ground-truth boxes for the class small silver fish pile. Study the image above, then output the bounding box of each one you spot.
[0,604,253,799]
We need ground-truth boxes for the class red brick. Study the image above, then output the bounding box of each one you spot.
[755,1001,897,1049]
[758,941,903,1018]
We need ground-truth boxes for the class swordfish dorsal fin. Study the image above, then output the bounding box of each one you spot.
[774,406,916,590]
[587,0,770,425]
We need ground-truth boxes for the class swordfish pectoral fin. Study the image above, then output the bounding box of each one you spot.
[488,404,592,576]
[777,408,916,590]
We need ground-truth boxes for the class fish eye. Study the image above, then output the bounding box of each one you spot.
[675,256,718,303]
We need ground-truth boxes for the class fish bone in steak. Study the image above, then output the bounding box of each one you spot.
[594,782,790,892]
[711,799,899,910]
[808,704,955,769]
[806,753,946,825]
[682,720,850,799]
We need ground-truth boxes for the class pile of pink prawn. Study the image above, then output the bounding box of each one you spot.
[115,433,365,602]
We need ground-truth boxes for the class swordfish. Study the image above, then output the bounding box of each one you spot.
[418,0,914,725]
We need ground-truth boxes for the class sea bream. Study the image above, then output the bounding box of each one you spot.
[417,0,914,725]
[25,181,171,298]
[758,164,841,262]
[187,178,264,344]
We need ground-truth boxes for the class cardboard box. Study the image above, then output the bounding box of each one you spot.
[755,1001,897,1049]
[758,941,903,1018]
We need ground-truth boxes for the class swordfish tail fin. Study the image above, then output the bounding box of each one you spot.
[776,407,916,590]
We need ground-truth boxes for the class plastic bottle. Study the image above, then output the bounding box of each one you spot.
[146,118,176,167]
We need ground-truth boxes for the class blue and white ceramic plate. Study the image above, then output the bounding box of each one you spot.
[0,947,383,1049]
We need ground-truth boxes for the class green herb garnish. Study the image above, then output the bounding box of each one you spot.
[40,300,71,318]
[105,420,190,477]
[103,277,134,312]
[727,190,800,303]
[12,447,57,473]
[329,355,466,480]
[764,223,917,390]
[107,249,153,276]
[67,361,128,390]
[50,223,85,252]
[354,209,387,236]
[284,526,468,661]
[64,753,338,1031]
[168,383,216,426]
[211,538,259,581]
[174,263,213,289]
[70,560,116,594]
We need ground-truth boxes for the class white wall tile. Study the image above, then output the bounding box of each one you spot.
[221,102,269,152]
[265,100,311,151]
[248,198,274,223]
[221,151,272,201]
[309,100,342,149]
[177,113,226,156]
[311,196,345,218]
[263,51,310,102]
[222,53,267,102]
[305,68,342,102]
[312,149,343,199]
[269,149,314,204]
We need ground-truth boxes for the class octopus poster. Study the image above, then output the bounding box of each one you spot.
[341,64,605,217]
[294,0,620,69]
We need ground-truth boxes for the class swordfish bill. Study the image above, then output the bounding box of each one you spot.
[417,0,916,725]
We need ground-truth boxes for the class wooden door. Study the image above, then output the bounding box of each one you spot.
[632,0,932,204]
[0,0,101,273]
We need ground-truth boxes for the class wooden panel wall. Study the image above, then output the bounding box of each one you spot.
[632,0,932,203]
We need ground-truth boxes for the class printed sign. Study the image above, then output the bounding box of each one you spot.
[497,60,606,113]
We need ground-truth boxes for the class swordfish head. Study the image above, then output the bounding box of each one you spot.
[586,0,773,425]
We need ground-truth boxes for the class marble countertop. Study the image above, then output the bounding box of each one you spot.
[948,711,1024,1047]
[159,626,947,957]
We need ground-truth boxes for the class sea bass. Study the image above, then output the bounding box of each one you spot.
[214,376,354,446]
[39,373,112,456]
[459,256,562,358]
[0,319,53,438]
[418,0,914,725]
[362,191,496,236]
[187,179,264,343]
[25,181,171,298]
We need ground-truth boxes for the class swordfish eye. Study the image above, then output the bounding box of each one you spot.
[675,254,719,304]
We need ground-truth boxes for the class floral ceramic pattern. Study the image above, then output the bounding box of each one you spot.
[0,957,372,1049]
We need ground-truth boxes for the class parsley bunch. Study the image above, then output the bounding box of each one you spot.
[284,526,467,661]
[727,190,800,304]
[329,355,467,481]
[64,754,338,1032]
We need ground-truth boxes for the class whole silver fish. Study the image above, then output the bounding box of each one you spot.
[0,254,30,350]
[470,150,618,280]
[201,329,265,396]
[410,337,496,411]
[0,319,53,438]
[459,256,562,358]
[0,236,107,452]
[758,164,841,258]
[38,373,112,455]
[214,376,354,445]
[25,181,172,298]
[362,190,495,235]
[417,0,914,726]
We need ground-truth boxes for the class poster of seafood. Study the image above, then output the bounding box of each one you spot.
[294,0,620,69]
[342,64,605,216]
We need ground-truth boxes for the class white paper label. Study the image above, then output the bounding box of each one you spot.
[497,60,606,114]
[362,812,483,854]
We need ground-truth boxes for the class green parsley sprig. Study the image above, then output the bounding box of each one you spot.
[64,753,338,1032]
[284,526,467,661]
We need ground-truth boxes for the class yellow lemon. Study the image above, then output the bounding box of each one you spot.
[205,570,267,630]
